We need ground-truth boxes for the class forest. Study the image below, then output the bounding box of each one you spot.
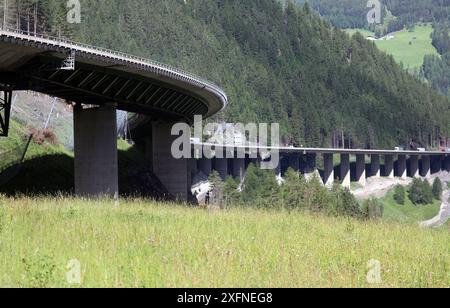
[293,0,450,35]
[2,0,449,149]
[422,22,450,98]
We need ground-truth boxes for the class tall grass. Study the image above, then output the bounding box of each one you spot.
[0,197,448,288]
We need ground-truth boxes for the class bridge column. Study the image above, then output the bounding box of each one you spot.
[214,158,228,180]
[445,156,450,172]
[306,153,317,174]
[355,154,366,186]
[74,105,118,198]
[384,155,394,178]
[232,158,246,181]
[370,154,381,178]
[198,158,212,177]
[420,155,431,178]
[431,156,442,174]
[340,154,350,188]
[152,122,192,201]
[409,155,420,178]
[323,153,334,188]
[288,153,300,172]
[396,155,407,179]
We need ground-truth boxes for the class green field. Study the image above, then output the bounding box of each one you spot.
[346,24,439,69]
[0,197,448,288]
[381,189,443,224]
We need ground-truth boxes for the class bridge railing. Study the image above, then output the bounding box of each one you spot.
[0,27,228,107]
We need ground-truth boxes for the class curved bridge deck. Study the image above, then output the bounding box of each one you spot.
[0,29,227,122]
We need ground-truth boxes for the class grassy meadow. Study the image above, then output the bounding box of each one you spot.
[0,197,448,288]
[346,24,439,69]
[381,189,444,224]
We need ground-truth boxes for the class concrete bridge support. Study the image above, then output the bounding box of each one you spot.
[214,158,228,180]
[420,156,431,178]
[288,153,300,172]
[371,154,381,178]
[305,153,317,174]
[323,153,334,188]
[232,158,246,181]
[198,158,212,176]
[431,156,442,174]
[397,155,407,179]
[152,122,192,201]
[384,155,394,178]
[340,154,351,188]
[409,155,419,178]
[355,154,366,186]
[445,156,450,172]
[74,105,118,198]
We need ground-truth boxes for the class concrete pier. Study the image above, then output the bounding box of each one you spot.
[74,105,118,198]
[232,158,246,181]
[288,153,300,172]
[371,154,381,178]
[384,154,394,178]
[355,154,366,186]
[397,155,407,179]
[340,154,350,188]
[214,158,228,180]
[420,156,431,178]
[431,156,442,174]
[445,156,450,172]
[198,158,212,176]
[152,122,192,201]
[323,153,334,188]
[410,155,419,178]
[305,153,317,174]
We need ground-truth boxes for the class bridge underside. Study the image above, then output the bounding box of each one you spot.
[0,57,208,124]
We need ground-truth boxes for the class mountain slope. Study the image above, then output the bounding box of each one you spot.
[38,0,449,148]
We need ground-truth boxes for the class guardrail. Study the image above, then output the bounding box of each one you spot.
[0,27,228,108]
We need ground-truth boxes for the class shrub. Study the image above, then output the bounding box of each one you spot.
[432,178,443,200]
[393,185,406,205]
[362,198,384,220]
[332,186,363,218]
[408,178,433,205]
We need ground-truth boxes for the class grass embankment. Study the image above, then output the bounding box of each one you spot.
[381,189,443,224]
[0,198,448,288]
[346,24,439,69]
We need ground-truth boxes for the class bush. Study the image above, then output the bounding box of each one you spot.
[432,178,443,200]
[393,185,406,205]
[362,198,384,220]
[408,178,433,205]
[332,185,363,218]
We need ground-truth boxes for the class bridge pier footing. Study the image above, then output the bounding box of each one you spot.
[322,153,334,188]
[340,154,350,189]
[355,154,366,186]
[420,155,431,178]
[384,154,394,178]
[74,104,118,198]
[409,155,419,178]
[397,155,407,179]
[371,154,381,178]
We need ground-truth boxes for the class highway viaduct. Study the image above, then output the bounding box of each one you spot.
[190,144,450,191]
[0,29,227,200]
[1,30,449,201]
